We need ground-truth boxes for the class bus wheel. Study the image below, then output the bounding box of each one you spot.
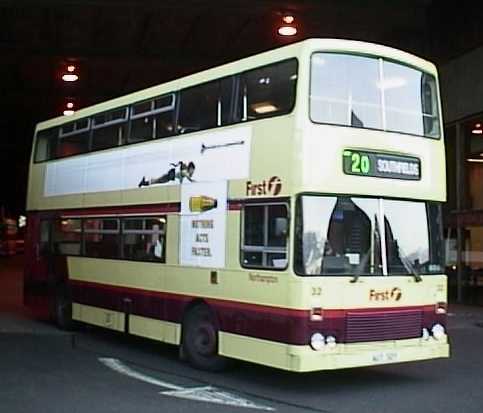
[182,305,229,372]
[54,286,74,331]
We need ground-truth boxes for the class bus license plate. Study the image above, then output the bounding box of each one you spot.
[371,351,399,363]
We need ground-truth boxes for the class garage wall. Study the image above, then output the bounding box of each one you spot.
[440,46,483,123]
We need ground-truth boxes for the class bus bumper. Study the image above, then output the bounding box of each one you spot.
[288,336,449,372]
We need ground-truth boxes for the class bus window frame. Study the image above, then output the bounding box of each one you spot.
[50,215,168,264]
[308,51,442,140]
[32,57,299,164]
[240,200,291,271]
[293,192,444,277]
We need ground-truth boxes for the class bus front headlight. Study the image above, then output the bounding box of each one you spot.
[310,333,325,351]
[431,323,446,340]
[325,335,337,348]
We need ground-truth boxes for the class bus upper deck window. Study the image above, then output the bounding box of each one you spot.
[34,127,58,162]
[238,59,297,122]
[178,78,233,134]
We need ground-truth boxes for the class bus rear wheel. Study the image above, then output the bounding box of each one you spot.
[182,305,229,372]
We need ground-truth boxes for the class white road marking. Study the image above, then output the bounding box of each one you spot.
[99,357,274,411]
[99,358,183,390]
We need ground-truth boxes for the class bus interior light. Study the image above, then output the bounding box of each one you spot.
[310,333,325,351]
[252,102,278,114]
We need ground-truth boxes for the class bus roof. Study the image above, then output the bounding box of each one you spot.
[36,38,438,131]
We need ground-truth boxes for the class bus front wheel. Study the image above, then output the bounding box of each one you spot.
[182,304,229,372]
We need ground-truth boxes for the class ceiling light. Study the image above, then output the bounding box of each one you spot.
[472,123,482,135]
[278,26,297,36]
[63,110,75,116]
[467,158,483,163]
[62,63,79,82]
[62,74,79,82]
[282,15,294,24]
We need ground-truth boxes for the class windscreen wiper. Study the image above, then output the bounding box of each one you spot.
[398,246,422,283]
[350,251,371,283]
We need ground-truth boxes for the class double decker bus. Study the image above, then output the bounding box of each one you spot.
[24,39,449,372]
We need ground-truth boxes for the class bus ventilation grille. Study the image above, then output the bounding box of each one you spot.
[345,309,422,343]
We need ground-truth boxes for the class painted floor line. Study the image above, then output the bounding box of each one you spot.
[98,357,274,411]
[99,357,183,390]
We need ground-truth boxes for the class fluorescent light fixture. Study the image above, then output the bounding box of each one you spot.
[471,128,483,135]
[63,109,75,116]
[467,158,483,163]
[62,73,79,82]
[251,102,278,114]
[278,26,297,36]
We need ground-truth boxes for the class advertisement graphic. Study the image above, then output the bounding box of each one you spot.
[44,126,251,197]
[180,181,227,268]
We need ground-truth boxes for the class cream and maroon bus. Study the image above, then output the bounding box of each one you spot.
[24,39,449,372]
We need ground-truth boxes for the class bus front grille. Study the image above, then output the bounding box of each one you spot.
[345,309,422,343]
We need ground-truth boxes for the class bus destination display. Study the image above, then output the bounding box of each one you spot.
[343,150,421,180]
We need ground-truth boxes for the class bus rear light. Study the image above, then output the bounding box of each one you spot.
[310,307,324,321]
[435,302,447,314]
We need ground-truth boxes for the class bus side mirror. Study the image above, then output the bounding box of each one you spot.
[274,217,288,237]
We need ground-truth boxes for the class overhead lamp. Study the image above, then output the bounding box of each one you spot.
[63,100,75,116]
[471,123,482,135]
[282,15,294,24]
[278,14,297,36]
[62,63,79,82]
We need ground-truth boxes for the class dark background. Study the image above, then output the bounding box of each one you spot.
[1,0,482,216]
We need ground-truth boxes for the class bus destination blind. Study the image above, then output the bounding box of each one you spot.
[342,150,421,180]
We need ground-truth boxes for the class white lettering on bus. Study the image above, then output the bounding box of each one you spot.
[376,159,419,176]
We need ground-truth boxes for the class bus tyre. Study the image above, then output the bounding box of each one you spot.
[55,286,74,331]
[182,305,229,372]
